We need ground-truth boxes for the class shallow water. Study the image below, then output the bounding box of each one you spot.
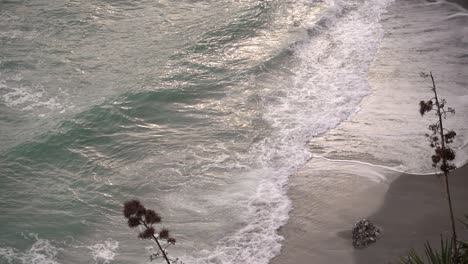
[0,0,467,263]
[308,0,468,174]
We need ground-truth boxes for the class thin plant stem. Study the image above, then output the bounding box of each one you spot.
[430,72,459,263]
[140,220,171,264]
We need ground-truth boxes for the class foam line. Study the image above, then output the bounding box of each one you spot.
[198,0,396,263]
[310,155,435,176]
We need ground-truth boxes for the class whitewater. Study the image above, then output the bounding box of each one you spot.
[1,0,467,263]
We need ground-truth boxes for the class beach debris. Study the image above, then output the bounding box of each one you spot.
[352,219,381,248]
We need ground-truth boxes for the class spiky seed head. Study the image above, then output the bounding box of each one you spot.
[145,209,161,224]
[159,228,169,239]
[139,227,155,239]
[128,217,141,228]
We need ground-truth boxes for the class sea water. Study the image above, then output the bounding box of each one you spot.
[1,0,467,263]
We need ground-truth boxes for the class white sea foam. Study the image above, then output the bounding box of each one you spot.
[0,74,71,116]
[311,155,433,177]
[0,235,119,264]
[2,85,67,114]
[88,239,119,264]
[0,234,59,264]
[188,0,395,263]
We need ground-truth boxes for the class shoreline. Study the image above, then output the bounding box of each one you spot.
[270,160,468,264]
[269,159,399,264]
[353,163,468,263]
[447,0,468,9]
[270,0,468,263]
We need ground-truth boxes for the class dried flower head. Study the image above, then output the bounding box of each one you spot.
[128,217,141,228]
[445,130,456,143]
[441,163,457,174]
[139,227,155,239]
[436,147,456,161]
[145,209,161,224]
[137,206,146,218]
[167,238,176,245]
[431,154,441,165]
[123,200,178,263]
[419,100,433,116]
[124,200,144,218]
[159,228,169,239]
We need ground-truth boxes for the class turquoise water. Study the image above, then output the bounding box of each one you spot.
[0,1,327,263]
[1,0,467,263]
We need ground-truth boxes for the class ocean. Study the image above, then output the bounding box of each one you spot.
[0,0,467,263]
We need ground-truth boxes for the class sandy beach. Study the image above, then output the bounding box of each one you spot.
[270,159,398,264]
[271,161,468,264]
[270,0,468,263]
[354,163,468,264]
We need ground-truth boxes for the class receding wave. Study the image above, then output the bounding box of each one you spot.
[0,0,398,263]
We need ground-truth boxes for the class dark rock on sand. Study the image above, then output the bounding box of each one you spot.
[352,219,381,249]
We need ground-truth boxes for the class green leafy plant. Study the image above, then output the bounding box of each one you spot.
[398,213,468,264]
[399,238,468,264]
[459,217,468,263]
[400,238,454,264]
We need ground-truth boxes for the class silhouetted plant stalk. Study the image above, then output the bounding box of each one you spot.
[123,200,179,264]
[419,72,459,263]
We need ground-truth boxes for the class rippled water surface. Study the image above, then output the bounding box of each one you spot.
[1,0,467,263]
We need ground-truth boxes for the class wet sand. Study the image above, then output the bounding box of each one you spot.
[269,159,398,264]
[353,163,468,264]
[270,160,468,264]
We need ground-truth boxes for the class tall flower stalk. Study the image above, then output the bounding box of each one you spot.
[419,72,458,263]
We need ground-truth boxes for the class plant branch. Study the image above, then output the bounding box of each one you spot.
[140,220,171,264]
